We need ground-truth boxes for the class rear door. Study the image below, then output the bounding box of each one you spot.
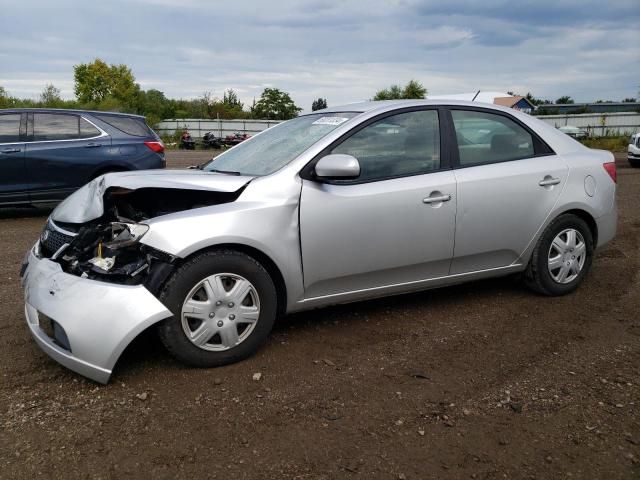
[448,107,568,274]
[24,112,109,202]
[0,113,28,204]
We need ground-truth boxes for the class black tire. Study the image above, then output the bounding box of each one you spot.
[157,249,278,367]
[524,214,594,296]
[629,158,640,168]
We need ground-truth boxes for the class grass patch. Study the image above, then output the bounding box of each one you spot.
[580,136,629,152]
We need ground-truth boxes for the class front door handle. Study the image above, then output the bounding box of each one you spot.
[84,143,102,148]
[539,177,561,187]
[423,194,452,204]
[1,148,21,154]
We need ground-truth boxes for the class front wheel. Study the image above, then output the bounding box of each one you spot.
[629,158,640,168]
[157,250,278,367]
[525,214,594,296]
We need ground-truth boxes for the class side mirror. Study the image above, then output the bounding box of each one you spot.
[314,154,360,179]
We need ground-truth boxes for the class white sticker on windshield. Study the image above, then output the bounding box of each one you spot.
[312,117,349,126]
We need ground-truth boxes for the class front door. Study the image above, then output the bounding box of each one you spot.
[300,108,457,299]
[0,113,28,204]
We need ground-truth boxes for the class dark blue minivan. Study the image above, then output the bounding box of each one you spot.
[0,109,165,206]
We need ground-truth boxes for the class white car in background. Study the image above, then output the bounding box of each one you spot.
[558,125,589,139]
[628,133,640,168]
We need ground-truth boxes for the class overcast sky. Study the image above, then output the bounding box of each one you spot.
[1,0,639,109]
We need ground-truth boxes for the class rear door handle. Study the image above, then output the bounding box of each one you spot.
[1,148,21,154]
[84,143,102,148]
[423,194,452,204]
[539,177,561,187]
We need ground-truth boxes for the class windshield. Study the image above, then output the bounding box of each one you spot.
[203,112,359,176]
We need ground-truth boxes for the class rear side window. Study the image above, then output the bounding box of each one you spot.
[451,110,535,166]
[0,114,21,143]
[33,113,101,141]
[95,115,152,136]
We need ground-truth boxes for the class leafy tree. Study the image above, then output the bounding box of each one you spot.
[373,80,427,100]
[402,80,427,99]
[373,84,403,100]
[0,86,10,108]
[137,89,174,127]
[74,59,140,110]
[223,89,243,110]
[622,97,637,103]
[555,95,574,105]
[252,88,302,120]
[311,97,328,111]
[39,83,63,107]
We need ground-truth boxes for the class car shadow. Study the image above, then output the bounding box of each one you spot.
[113,274,526,381]
[0,205,53,220]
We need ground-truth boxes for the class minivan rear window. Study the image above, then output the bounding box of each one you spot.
[95,115,152,137]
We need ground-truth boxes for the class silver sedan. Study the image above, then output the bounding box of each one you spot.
[21,100,617,383]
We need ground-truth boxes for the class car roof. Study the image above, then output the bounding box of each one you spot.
[0,107,146,119]
[312,99,533,116]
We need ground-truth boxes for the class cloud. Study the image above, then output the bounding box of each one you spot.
[0,0,638,109]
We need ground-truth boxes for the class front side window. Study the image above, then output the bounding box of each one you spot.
[331,110,440,182]
[451,109,535,166]
[204,112,359,176]
[0,114,21,143]
[33,113,100,141]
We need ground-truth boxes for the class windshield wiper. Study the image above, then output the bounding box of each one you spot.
[207,168,242,176]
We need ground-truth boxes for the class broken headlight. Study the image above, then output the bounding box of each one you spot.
[103,222,149,249]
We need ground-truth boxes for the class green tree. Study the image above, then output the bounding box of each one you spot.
[555,95,574,104]
[39,83,63,107]
[373,80,427,100]
[252,88,302,120]
[311,97,328,111]
[0,86,9,108]
[373,84,403,100]
[223,89,243,110]
[74,59,140,110]
[622,97,636,103]
[138,89,174,127]
[402,80,427,99]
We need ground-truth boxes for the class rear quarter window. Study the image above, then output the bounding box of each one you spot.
[95,115,153,137]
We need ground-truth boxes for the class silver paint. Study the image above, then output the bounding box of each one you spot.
[23,100,618,383]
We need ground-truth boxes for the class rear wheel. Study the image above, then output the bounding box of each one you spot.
[525,214,593,296]
[157,250,278,367]
[629,158,640,168]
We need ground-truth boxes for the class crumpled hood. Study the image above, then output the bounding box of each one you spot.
[51,169,255,223]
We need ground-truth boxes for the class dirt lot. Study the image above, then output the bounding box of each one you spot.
[0,151,638,479]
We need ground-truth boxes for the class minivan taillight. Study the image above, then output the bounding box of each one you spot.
[144,141,165,154]
[603,162,617,183]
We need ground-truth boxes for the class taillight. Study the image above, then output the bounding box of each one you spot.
[603,162,617,183]
[144,140,165,154]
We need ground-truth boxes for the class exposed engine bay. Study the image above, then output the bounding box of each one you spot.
[40,187,243,292]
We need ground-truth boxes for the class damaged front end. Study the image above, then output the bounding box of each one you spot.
[39,185,244,293]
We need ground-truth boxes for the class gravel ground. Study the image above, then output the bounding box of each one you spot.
[0,151,638,479]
